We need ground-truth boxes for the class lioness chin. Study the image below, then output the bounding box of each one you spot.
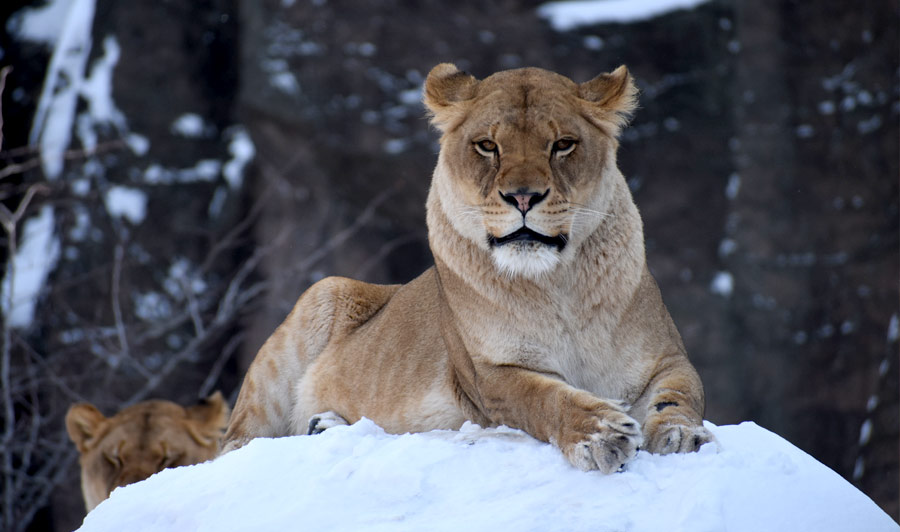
[223,63,713,472]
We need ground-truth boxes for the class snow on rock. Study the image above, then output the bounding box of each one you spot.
[81,36,127,131]
[143,161,222,185]
[126,133,150,156]
[6,0,75,46]
[27,0,96,179]
[77,420,896,532]
[15,0,129,178]
[104,186,148,225]
[223,127,255,189]
[725,172,741,200]
[1,206,61,329]
[170,113,208,138]
[538,0,711,31]
[710,271,734,297]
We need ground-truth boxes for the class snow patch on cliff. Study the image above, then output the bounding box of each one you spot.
[1,207,61,329]
[538,0,711,30]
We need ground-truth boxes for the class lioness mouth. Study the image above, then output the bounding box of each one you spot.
[488,227,567,251]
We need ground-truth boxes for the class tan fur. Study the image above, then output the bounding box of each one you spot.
[223,64,713,472]
[66,392,230,512]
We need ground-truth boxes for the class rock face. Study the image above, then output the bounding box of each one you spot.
[2,1,896,530]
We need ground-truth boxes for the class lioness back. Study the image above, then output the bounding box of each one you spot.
[222,270,466,452]
[223,63,712,472]
[291,269,467,434]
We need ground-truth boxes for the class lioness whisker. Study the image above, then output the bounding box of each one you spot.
[569,203,613,219]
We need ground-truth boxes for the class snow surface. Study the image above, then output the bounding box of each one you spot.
[77,420,896,532]
[538,0,711,30]
[1,206,61,329]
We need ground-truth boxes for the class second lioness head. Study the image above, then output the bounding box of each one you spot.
[423,64,638,279]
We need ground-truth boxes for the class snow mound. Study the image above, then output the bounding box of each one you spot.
[78,420,896,532]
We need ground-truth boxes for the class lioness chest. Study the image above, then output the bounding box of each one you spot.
[466,294,643,404]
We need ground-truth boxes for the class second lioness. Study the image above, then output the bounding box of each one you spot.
[223,63,713,472]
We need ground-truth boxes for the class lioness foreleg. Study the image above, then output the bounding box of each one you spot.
[635,356,714,454]
[475,365,643,473]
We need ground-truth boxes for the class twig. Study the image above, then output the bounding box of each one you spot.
[353,231,423,280]
[199,182,274,274]
[20,356,40,479]
[110,241,130,363]
[197,331,244,398]
[0,139,127,181]
[0,66,10,152]
[181,275,206,338]
[18,337,86,404]
[294,184,399,274]
[0,184,45,532]
[15,446,77,532]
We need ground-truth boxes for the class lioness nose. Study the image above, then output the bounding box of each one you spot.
[500,189,549,215]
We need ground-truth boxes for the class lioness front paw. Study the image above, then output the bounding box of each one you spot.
[307,411,348,435]
[644,420,714,455]
[557,399,643,474]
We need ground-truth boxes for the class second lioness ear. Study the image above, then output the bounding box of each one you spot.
[578,65,639,136]
[66,403,107,453]
[184,391,231,448]
[186,391,230,430]
[423,63,479,131]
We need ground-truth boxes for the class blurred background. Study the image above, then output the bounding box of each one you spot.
[0,0,896,530]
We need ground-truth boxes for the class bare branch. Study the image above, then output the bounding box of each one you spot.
[18,337,87,404]
[295,184,399,275]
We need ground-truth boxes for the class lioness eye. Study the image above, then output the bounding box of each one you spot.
[553,138,577,155]
[474,139,498,156]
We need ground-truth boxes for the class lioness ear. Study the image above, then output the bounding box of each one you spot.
[423,63,479,132]
[185,392,231,448]
[187,391,230,431]
[578,65,638,136]
[66,403,106,453]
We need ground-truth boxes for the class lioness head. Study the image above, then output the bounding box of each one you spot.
[65,392,230,511]
[424,64,638,279]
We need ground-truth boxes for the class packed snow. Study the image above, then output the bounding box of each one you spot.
[538,0,711,30]
[77,419,896,532]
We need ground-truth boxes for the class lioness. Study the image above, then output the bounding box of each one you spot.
[66,392,229,511]
[223,64,713,472]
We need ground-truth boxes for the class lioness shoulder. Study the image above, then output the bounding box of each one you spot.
[66,392,229,511]
[223,64,713,472]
